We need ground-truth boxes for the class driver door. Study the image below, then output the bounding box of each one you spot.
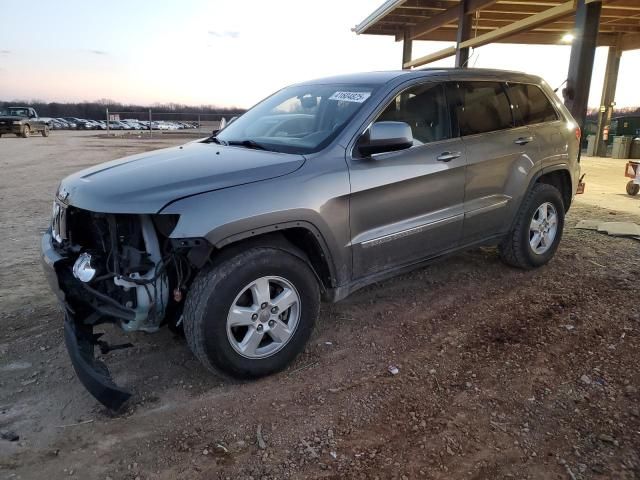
[348,81,467,279]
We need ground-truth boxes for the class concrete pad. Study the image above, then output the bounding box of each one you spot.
[575,219,603,230]
[596,222,640,237]
[575,156,640,217]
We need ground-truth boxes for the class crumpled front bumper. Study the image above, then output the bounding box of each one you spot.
[41,230,132,410]
[63,314,131,410]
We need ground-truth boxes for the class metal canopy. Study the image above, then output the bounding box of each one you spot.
[355,0,640,68]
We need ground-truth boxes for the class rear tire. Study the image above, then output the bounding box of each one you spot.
[183,247,320,379]
[21,125,30,138]
[499,183,565,269]
[626,180,639,196]
[42,125,50,137]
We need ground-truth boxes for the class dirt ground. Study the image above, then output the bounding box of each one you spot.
[1,131,639,480]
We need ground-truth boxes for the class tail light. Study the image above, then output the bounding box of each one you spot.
[575,127,581,142]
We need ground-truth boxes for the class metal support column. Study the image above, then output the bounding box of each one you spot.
[563,0,602,131]
[402,30,413,69]
[594,40,622,156]
[455,0,472,67]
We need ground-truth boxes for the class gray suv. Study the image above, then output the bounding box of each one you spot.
[42,68,581,409]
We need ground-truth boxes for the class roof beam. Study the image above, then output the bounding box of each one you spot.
[602,0,640,9]
[408,0,498,40]
[620,32,640,50]
[459,1,576,47]
[405,46,458,68]
[353,0,407,35]
[404,0,577,68]
[401,27,618,46]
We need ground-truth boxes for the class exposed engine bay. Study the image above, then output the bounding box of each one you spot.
[51,200,193,333]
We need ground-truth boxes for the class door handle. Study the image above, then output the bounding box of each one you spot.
[514,136,534,145]
[436,151,461,162]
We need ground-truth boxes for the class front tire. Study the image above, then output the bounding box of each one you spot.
[21,125,30,138]
[626,181,639,196]
[499,183,565,269]
[183,247,320,379]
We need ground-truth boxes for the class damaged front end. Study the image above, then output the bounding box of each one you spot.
[42,199,199,410]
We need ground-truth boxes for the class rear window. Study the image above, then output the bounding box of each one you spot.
[450,82,514,136]
[507,83,559,125]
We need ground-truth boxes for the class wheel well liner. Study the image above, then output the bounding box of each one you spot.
[535,169,573,212]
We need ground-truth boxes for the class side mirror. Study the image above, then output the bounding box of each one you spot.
[357,121,413,157]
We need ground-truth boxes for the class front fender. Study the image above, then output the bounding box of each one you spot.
[161,161,352,287]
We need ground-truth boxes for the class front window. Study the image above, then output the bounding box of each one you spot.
[1,107,29,117]
[215,83,377,154]
[376,82,451,145]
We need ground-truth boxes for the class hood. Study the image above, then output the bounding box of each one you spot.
[58,142,306,213]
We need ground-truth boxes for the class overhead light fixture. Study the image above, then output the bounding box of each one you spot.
[561,33,574,43]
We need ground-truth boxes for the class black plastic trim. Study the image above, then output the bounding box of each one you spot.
[64,315,131,411]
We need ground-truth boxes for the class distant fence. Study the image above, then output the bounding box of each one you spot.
[105,109,241,134]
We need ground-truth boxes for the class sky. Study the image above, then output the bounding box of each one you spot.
[1,0,639,109]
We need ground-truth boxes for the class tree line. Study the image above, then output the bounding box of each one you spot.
[0,99,245,121]
[586,106,640,121]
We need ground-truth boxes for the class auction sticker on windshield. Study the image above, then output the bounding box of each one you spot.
[328,91,371,103]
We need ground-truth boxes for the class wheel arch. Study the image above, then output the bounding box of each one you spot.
[534,166,573,212]
[504,165,573,235]
[210,222,340,294]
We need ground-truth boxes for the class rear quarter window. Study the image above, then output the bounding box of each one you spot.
[508,83,559,125]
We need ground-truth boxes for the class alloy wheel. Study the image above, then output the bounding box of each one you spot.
[226,276,301,359]
[529,202,558,255]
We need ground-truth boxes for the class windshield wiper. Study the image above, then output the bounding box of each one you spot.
[227,139,268,151]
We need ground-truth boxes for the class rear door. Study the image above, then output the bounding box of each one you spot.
[348,80,466,279]
[506,82,567,171]
[448,81,535,244]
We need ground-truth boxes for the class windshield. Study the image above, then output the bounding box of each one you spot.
[2,107,29,117]
[215,83,377,154]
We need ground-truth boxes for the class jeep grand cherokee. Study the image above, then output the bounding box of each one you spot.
[42,69,582,409]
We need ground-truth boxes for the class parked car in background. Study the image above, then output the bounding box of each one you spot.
[49,119,66,130]
[122,120,145,130]
[56,118,75,129]
[42,68,582,410]
[0,106,50,137]
[63,117,90,129]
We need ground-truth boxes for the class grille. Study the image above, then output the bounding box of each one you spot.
[51,200,68,243]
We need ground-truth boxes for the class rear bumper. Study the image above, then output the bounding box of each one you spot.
[41,230,132,410]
